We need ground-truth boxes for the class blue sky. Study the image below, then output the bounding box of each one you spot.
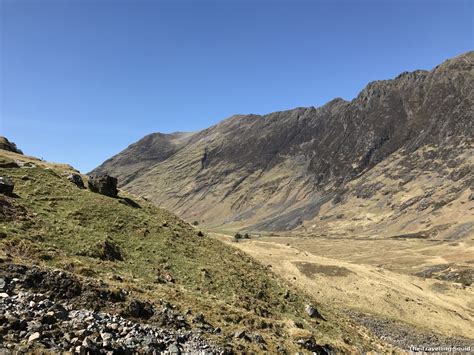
[1,0,472,173]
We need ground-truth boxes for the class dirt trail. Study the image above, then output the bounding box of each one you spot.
[214,235,474,341]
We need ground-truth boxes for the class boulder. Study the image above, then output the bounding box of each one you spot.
[98,240,123,261]
[305,304,324,320]
[296,337,333,354]
[67,174,85,189]
[88,175,118,197]
[192,313,205,323]
[0,177,14,196]
[28,332,41,343]
[168,343,181,355]
[234,329,251,341]
[0,158,19,168]
[126,299,154,319]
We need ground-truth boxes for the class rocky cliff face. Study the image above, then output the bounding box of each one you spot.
[93,51,474,232]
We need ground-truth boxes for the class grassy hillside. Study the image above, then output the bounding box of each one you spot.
[0,150,385,353]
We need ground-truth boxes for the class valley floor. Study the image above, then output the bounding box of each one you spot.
[212,233,474,352]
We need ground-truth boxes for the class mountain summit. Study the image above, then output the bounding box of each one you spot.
[92,51,473,234]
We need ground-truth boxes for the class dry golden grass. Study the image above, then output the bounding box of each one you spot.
[214,235,474,341]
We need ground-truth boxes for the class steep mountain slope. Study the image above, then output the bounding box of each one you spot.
[92,131,195,186]
[93,51,473,233]
[0,148,385,353]
[304,143,474,241]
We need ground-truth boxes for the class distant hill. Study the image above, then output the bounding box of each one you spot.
[92,51,473,238]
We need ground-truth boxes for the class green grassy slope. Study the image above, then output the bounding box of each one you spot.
[0,150,383,353]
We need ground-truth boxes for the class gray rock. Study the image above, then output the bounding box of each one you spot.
[168,343,181,354]
[15,160,35,168]
[192,313,205,323]
[27,320,42,332]
[234,329,250,341]
[67,173,85,189]
[254,333,265,343]
[305,304,324,319]
[127,299,154,319]
[88,174,118,197]
[100,332,113,341]
[28,332,41,342]
[107,322,119,331]
[0,177,14,196]
[0,160,19,168]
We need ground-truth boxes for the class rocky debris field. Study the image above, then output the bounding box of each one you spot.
[346,311,474,351]
[0,264,227,354]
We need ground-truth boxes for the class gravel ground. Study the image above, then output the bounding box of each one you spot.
[0,263,228,354]
[0,290,226,354]
[346,311,474,352]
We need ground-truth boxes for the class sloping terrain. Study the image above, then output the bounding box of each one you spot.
[92,51,473,234]
[219,237,474,348]
[0,148,392,353]
[92,131,195,186]
[303,143,474,242]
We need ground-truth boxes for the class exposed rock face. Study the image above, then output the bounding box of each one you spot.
[93,51,474,231]
[88,175,118,197]
[66,173,85,189]
[0,176,14,196]
[0,137,23,155]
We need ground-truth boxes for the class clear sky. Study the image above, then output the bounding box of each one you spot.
[1,0,472,173]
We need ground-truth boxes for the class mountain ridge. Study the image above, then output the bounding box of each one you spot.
[92,51,473,232]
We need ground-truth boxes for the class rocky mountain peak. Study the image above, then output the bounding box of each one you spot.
[92,51,473,232]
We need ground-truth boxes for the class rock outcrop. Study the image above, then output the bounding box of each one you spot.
[0,177,14,196]
[0,137,23,155]
[88,175,118,198]
[67,173,85,189]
